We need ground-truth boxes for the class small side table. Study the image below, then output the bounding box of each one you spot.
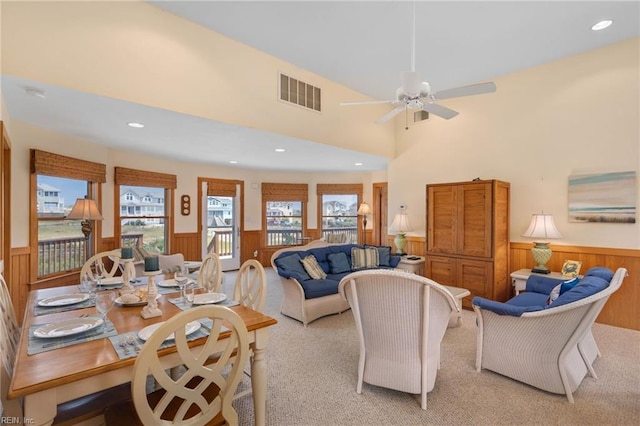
[398,256,425,276]
[443,285,471,327]
[511,269,570,296]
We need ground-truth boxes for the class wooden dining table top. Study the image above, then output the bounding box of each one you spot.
[9,283,278,399]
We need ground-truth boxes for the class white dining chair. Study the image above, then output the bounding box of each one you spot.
[233,259,267,312]
[0,262,22,419]
[80,249,122,281]
[104,305,250,425]
[198,252,223,293]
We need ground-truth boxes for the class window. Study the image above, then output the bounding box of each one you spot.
[114,167,176,255]
[317,184,363,244]
[30,149,106,280]
[262,183,308,246]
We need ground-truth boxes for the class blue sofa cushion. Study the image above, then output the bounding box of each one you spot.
[548,275,609,308]
[327,252,351,274]
[300,279,340,299]
[274,253,311,281]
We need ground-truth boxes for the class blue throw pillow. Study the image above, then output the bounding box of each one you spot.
[366,245,392,267]
[327,252,351,274]
[560,277,580,294]
[584,267,614,282]
[274,253,311,281]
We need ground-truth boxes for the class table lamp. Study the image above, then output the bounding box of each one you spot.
[66,197,103,260]
[389,207,413,255]
[522,213,562,274]
[357,202,371,245]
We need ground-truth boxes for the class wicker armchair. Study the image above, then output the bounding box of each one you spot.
[472,267,627,403]
[338,269,458,410]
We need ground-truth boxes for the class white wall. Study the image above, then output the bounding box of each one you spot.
[389,37,640,249]
[9,119,379,248]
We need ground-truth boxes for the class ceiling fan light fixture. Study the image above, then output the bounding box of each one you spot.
[591,19,613,31]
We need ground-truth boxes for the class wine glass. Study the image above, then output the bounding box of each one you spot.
[174,269,189,303]
[95,291,116,325]
[184,283,195,308]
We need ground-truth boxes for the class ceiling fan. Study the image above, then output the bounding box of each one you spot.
[340,1,497,124]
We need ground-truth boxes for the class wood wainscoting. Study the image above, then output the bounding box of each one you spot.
[10,237,639,330]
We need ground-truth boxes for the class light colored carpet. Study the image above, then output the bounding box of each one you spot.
[225,267,640,426]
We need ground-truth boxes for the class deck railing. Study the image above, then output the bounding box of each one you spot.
[38,233,144,277]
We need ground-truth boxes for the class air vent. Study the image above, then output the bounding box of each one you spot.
[414,110,429,122]
[279,73,321,112]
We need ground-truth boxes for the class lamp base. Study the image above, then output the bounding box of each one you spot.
[394,233,407,255]
[531,267,551,274]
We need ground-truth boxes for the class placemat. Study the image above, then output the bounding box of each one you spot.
[168,296,240,311]
[33,297,95,316]
[109,322,212,360]
[28,315,117,355]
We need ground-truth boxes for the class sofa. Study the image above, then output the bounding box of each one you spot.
[472,266,627,403]
[271,239,402,326]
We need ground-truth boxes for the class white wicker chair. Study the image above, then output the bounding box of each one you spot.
[338,269,458,410]
[473,267,627,403]
[105,305,250,425]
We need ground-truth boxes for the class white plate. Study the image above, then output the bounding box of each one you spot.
[37,293,90,307]
[115,294,161,306]
[99,277,123,287]
[137,320,201,342]
[192,292,227,305]
[34,317,104,338]
[157,278,195,288]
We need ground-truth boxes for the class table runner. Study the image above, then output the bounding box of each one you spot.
[27,315,117,355]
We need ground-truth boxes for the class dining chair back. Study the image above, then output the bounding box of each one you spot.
[233,260,266,312]
[198,252,223,293]
[106,305,249,425]
[80,249,122,281]
[0,261,22,419]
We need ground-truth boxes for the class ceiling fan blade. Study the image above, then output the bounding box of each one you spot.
[340,100,396,106]
[422,103,459,120]
[375,106,406,124]
[401,71,422,96]
[433,82,497,100]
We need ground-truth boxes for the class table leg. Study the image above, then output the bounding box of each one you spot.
[250,329,270,426]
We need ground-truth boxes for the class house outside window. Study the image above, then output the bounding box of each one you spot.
[119,186,168,253]
[321,194,358,243]
[262,182,308,247]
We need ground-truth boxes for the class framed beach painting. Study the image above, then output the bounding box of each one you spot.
[568,171,636,223]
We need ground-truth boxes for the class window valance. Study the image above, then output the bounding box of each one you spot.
[316,183,363,196]
[31,149,106,182]
[115,167,177,189]
[262,183,308,202]
[206,179,240,197]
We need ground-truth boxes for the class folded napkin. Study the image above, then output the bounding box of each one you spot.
[110,324,212,360]
[28,316,117,355]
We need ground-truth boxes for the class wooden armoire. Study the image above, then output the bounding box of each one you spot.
[425,180,510,308]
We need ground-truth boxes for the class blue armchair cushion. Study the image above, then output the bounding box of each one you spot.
[525,275,565,295]
[548,275,609,308]
[472,296,544,316]
[584,266,614,281]
[274,253,311,282]
[327,252,351,274]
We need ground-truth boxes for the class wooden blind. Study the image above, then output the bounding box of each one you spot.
[262,183,308,202]
[206,179,239,197]
[31,149,106,183]
[114,167,177,189]
[316,183,363,196]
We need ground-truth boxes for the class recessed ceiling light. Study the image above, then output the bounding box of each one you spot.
[591,20,613,31]
[354,162,363,166]
[275,148,285,152]
[229,160,238,164]
[127,122,144,128]
[25,88,46,99]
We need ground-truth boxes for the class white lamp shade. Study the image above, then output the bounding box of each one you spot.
[357,202,371,216]
[522,214,562,241]
[389,213,413,233]
[66,198,104,221]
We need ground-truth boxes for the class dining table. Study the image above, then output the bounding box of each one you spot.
[8,277,278,426]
